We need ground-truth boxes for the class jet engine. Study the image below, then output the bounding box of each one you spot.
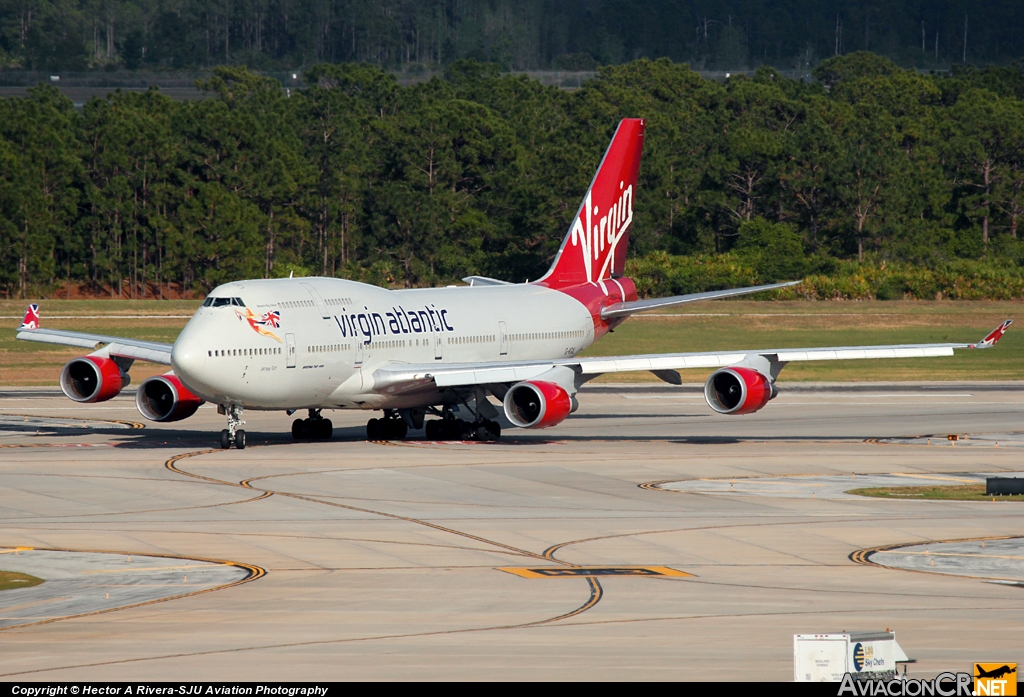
[135,373,204,422]
[704,367,778,415]
[503,380,573,429]
[60,356,129,403]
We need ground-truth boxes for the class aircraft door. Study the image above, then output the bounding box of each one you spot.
[499,321,508,356]
[285,333,296,368]
[355,336,364,366]
[433,332,443,360]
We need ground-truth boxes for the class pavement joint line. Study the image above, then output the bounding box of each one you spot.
[0,602,1003,679]
[0,412,145,428]
[0,490,272,522]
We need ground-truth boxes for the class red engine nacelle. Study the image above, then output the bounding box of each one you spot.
[59,356,128,403]
[503,380,573,429]
[704,367,778,415]
[135,373,204,422]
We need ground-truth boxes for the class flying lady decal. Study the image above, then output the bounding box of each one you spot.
[236,308,283,342]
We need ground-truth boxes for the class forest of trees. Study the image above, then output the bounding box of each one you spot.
[2,53,1024,300]
[1,0,1023,72]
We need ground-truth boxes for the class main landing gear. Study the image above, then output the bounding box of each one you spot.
[219,404,246,449]
[420,404,500,442]
[366,410,407,440]
[364,405,501,443]
[424,416,500,442]
[292,409,333,440]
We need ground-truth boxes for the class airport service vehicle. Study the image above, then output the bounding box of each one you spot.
[794,632,911,682]
[16,119,1013,449]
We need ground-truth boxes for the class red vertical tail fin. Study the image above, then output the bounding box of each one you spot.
[538,118,645,288]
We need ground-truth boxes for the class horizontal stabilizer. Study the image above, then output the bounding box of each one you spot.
[600,281,801,319]
[462,276,512,287]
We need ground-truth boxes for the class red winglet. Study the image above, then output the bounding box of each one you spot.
[970,320,1012,348]
[19,304,40,330]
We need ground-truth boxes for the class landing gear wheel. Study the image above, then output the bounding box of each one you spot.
[368,417,406,441]
[390,419,407,440]
[221,405,245,449]
[366,418,380,441]
[434,420,453,440]
[292,419,305,439]
[317,419,333,440]
[425,420,441,440]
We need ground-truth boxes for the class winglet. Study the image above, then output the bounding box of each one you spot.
[19,304,40,331]
[970,319,1012,348]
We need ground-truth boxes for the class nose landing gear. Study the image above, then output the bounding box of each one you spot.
[219,404,246,449]
[291,409,333,440]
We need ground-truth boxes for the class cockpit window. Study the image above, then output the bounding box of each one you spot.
[203,297,245,308]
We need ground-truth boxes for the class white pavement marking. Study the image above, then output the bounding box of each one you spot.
[659,471,1024,500]
[871,538,1024,581]
[0,549,249,629]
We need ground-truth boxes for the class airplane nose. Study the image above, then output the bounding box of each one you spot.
[171,338,207,380]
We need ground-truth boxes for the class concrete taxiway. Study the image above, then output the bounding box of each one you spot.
[1,382,1023,680]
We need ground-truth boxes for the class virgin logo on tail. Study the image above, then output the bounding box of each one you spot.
[571,182,634,281]
[539,118,645,288]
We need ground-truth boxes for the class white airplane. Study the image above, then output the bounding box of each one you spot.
[17,118,1013,449]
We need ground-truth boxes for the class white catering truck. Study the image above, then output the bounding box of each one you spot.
[794,631,912,682]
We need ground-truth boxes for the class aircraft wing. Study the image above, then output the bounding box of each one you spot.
[370,320,1012,393]
[15,305,173,365]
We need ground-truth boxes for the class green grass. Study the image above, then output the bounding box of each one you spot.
[848,485,1024,501]
[0,570,44,591]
